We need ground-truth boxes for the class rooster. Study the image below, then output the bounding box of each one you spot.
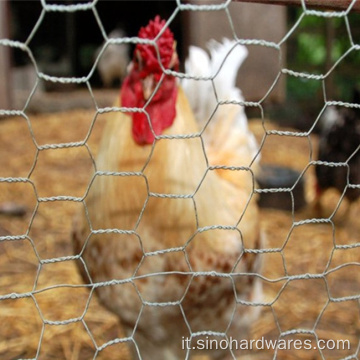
[314,88,360,216]
[73,16,263,359]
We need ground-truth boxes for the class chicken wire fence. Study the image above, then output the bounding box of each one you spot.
[0,0,360,359]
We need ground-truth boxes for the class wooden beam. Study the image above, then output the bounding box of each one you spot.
[233,0,360,12]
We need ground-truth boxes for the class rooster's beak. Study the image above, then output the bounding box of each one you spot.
[142,75,155,100]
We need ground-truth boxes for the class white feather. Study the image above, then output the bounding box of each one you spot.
[208,38,248,101]
[182,38,260,168]
[183,45,213,128]
[320,106,340,134]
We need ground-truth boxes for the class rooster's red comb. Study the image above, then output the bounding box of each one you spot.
[135,16,177,73]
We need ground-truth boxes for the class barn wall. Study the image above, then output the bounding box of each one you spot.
[185,2,286,103]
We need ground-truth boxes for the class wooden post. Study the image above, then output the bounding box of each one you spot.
[184,2,287,103]
[325,18,335,99]
[0,0,12,110]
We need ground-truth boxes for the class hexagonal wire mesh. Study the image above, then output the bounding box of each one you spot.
[0,0,360,359]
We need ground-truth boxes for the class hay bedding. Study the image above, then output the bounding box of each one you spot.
[0,108,359,360]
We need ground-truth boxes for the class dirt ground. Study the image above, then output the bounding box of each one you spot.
[0,97,359,359]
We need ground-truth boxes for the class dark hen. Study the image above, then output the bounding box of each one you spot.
[315,89,360,214]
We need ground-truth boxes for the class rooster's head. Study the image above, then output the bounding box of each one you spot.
[121,16,179,145]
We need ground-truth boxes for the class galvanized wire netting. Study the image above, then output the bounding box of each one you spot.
[0,0,360,359]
